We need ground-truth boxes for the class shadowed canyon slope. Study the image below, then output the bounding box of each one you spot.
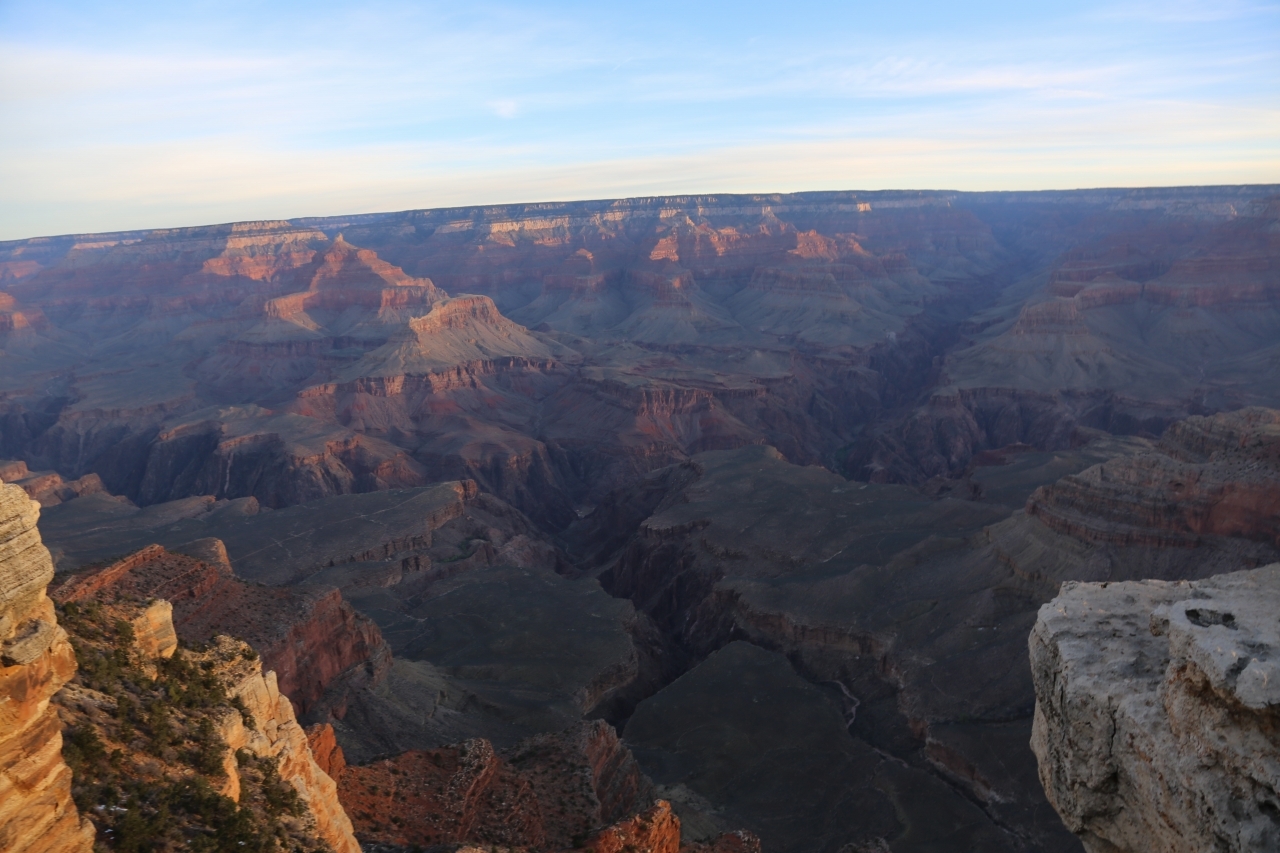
[3,186,1280,853]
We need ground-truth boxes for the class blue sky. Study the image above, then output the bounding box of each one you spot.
[1,0,1278,239]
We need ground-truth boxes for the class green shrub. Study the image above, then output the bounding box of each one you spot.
[189,717,228,777]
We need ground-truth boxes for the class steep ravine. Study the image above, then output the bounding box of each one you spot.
[563,410,1280,852]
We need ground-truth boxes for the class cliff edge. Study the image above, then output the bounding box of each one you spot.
[0,482,96,853]
[1030,565,1280,852]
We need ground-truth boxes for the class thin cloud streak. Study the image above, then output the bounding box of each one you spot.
[1,0,1277,238]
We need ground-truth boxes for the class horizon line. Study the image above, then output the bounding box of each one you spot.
[5,181,1279,245]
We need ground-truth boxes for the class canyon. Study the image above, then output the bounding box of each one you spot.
[0,185,1278,852]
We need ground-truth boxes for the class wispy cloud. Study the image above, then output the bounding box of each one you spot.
[0,0,1277,238]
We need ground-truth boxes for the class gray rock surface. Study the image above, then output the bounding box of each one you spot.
[1030,565,1280,852]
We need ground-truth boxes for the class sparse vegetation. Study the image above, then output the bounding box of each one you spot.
[54,598,329,853]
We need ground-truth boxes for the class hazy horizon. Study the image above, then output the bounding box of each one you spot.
[3,0,1278,240]
[7,183,1280,244]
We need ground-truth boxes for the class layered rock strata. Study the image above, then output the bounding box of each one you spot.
[0,481,95,853]
[1030,565,1280,852]
[0,460,109,507]
[1028,407,1280,548]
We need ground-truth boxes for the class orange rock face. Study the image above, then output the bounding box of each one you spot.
[338,720,662,850]
[0,483,95,853]
[581,800,682,853]
[305,723,347,782]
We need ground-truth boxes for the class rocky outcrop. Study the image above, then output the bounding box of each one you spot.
[52,580,361,853]
[581,800,681,853]
[1030,565,1280,852]
[0,482,95,853]
[1028,408,1280,548]
[0,461,110,507]
[53,544,391,718]
[333,719,738,852]
[128,598,178,660]
[209,635,362,853]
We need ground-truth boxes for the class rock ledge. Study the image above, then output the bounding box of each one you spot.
[1030,564,1280,852]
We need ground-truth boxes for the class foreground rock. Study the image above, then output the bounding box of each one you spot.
[53,543,391,719]
[52,590,361,853]
[0,481,95,853]
[1030,565,1280,852]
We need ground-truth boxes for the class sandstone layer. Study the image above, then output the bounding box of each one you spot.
[0,482,95,853]
[1030,565,1280,852]
[1027,407,1280,549]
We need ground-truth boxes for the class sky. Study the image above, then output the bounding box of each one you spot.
[1,0,1278,239]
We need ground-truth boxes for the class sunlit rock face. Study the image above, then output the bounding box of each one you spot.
[0,482,95,853]
[1031,565,1280,853]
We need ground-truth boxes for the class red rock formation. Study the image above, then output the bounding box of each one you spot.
[339,739,547,848]
[581,801,763,853]
[52,544,390,717]
[306,723,347,782]
[581,800,682,853]
[339,720,662,850]
[256,235,442,333]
